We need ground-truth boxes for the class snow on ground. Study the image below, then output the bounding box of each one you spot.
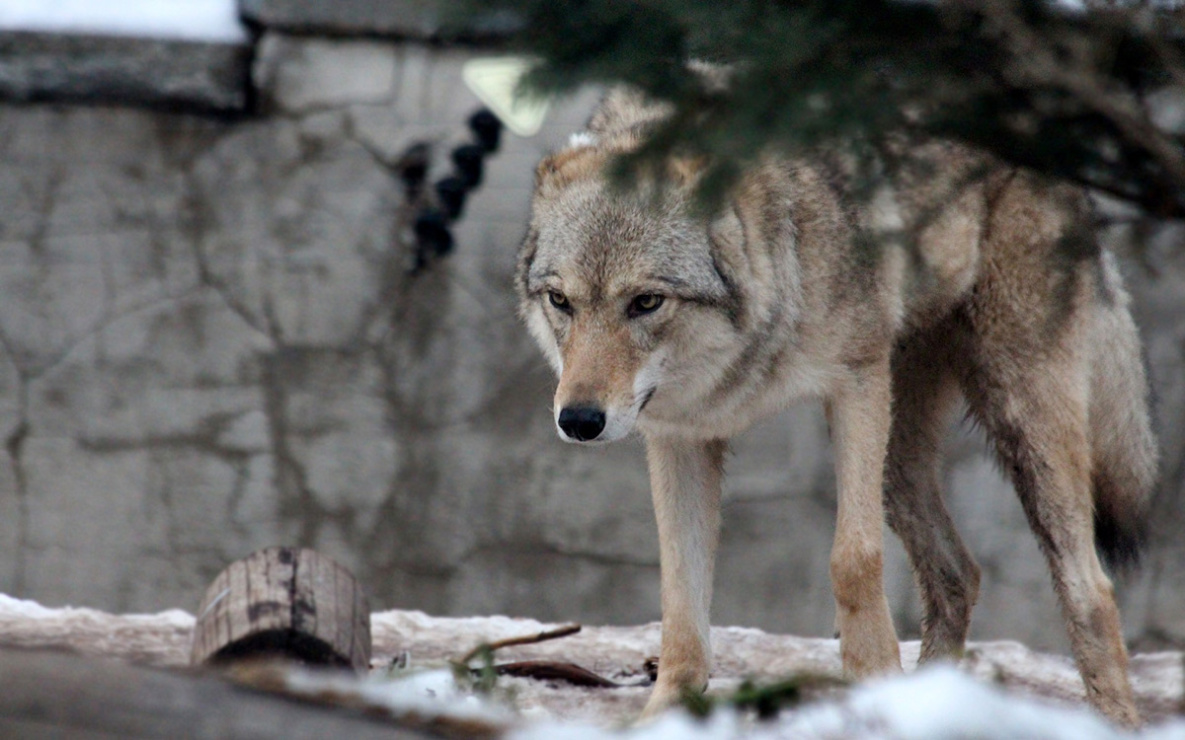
[0,0,248,43]
[276,664,1183,740]
[0,592,194,666]
[1,594,1183,738]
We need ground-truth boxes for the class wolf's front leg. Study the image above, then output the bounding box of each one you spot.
[827,359,902,678]
[639,436,727,719]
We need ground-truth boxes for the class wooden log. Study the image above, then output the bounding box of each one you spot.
[0,647,432,740]
[191,547,371,673]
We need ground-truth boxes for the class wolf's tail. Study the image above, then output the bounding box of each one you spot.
[1088,254,1159,570]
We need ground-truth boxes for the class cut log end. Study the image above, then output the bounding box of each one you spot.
[191,547,372,674]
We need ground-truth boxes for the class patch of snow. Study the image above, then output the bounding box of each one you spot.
[373,609,555,637]
[1145,722,1185,740]
[511,709,745,740]
[0,593,194,627]
[568,132,599,148]
[518,668,1185,740]
[0,592,63,619]
[0,593,194,667]
[0,0,248,43]
[2,595,1183,737]
[276,662,1185,740]
[284,666,518,729]
[803,666,1123,740]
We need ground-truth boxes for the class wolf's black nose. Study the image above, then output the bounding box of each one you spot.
[558,406,606,441]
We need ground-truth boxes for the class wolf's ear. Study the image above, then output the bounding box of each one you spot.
[708,203,745,254]
[668,156,709,187]
[515,226,539,297]
[706,204,747,327]
[587,88,668,134]
[708,205,748,289]
[535,147,603,196]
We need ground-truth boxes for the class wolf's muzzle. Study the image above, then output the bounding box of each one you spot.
[557,406,606,442]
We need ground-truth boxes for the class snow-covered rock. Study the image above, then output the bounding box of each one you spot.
[0,0,247,43]
[239,0,518,39]
[0,0,250,110]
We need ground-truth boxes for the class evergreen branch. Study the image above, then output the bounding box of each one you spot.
[457,0,1185,217]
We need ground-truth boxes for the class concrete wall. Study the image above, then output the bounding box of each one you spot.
[1,11,1183,654]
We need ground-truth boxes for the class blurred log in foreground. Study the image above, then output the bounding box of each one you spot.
[0,647,430,740]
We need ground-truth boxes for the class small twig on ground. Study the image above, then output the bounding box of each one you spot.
[458,623,582,666]
[452,623,583,694]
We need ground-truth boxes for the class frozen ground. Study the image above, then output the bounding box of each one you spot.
[1,594,1183,738]
[0,0,247,42]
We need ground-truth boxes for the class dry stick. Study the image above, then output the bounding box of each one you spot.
[494,660,621,688]
[459,623,582,666]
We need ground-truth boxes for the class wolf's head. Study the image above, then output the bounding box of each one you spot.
[516,139,752,444]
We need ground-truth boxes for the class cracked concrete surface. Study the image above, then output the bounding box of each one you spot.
[0,33,1183,658]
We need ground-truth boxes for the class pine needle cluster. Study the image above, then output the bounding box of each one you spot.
[457,0,1185,217]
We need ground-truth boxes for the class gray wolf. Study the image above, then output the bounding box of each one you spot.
[516,87,1158,726]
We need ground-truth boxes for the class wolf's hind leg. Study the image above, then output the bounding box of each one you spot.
[964,352,1140,727]
[958,174,1141,726]
[886,326,980,663]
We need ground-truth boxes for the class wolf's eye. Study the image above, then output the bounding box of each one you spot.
[548,291,571,311]
[629,294,664,317]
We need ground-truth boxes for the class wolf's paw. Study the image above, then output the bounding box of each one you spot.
[638,683,685,722]
[638,674,710,723]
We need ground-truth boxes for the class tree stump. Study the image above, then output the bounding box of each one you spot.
[190,547,371,673]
